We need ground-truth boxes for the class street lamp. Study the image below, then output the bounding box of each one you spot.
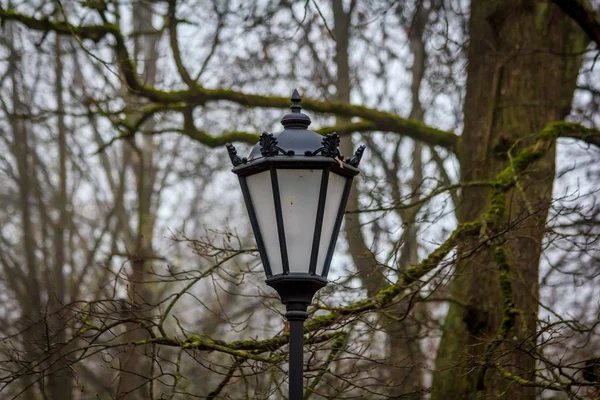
[226,89,365,399]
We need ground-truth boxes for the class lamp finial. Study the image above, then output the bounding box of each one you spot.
[290,89,302,113]
[281,88,311,129]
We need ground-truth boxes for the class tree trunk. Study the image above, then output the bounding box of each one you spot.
[47,30,74,400]
[433,1,586,398]
[332,0,423,396]
[7,22,43,400]
[116,1,160,398]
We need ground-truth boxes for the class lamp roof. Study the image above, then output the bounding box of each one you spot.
[248,89,321,159]
[225,89,365,173]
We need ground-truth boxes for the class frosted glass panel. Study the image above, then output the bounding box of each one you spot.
[277,169,322,273]
[316,173,347,275]
[246,171,283,275]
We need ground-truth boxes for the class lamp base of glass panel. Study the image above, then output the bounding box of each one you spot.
[266,274,327,320]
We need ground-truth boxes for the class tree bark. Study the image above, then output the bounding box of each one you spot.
[47,29,74,400]
[116,1,160,398]
[7,21,43,400]
[333,0,424,396]
[433,1,586,398]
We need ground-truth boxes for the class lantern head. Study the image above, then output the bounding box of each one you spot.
[226,89,365,306]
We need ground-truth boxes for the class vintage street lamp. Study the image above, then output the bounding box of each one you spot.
[226,89,365,400]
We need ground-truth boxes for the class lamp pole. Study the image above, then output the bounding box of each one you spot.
[288,308,306,400]
[226,89,365,399]
[266,275,327,399]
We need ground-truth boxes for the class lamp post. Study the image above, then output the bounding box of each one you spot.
[226,89,365,400]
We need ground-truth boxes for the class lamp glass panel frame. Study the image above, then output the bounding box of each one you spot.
[236,158,355,279]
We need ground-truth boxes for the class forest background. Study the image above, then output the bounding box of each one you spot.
[1,0,600,399]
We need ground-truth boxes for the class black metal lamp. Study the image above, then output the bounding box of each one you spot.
[226,89,365,400]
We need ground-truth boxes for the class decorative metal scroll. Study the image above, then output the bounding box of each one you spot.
[306,133,365,168]
[306,133,341,158]
[226,143,246,166]
[259,132,293,157]
[226,132,365,168]
[347,144,366,167]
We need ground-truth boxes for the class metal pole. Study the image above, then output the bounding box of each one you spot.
[286,305,308,400]
[288,318,304,400]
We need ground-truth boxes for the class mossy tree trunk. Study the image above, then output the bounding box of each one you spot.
[432,1,586,398]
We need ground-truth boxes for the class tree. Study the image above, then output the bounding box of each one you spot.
[433,1,587,398]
